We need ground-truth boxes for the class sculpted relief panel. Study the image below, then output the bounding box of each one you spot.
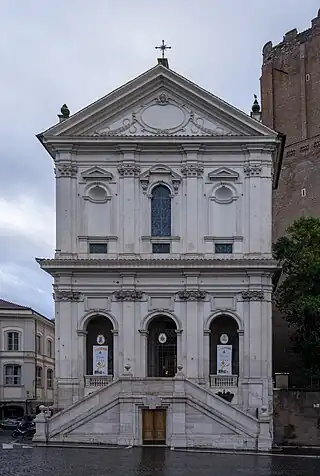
[85,93,239,137]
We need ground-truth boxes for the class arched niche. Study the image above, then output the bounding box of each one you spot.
[83,183,112,236]
[85,315,114,376]
[208,183,238,236]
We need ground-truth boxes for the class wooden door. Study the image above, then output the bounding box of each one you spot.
[142,409,166,444]
[142,410,154,443]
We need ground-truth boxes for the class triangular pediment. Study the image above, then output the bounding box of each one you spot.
[208,167,239,181]
[81,166,113,181]
[39,64,278,140]
[85,90,240,138]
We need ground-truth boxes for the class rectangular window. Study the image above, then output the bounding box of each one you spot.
[7,332,20,351]
[4,364,21,386]
[47,369,53,389]
[36,334,42,354]
[89,243,108,254]
[36,366,42,387]
[47,339,53,358]
[215,243,233,254]
[152,243,170,254]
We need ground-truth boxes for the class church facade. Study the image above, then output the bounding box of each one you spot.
[35,60,283,450]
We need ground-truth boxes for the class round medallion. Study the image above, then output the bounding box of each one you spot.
[158,333,167,344]
[97,334,106,345]
[220,334,229,344]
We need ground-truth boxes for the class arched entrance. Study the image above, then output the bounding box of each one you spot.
[209,315,239,376]
[86,315,114,376]
[0,404,24,420]
[147,316,177,377]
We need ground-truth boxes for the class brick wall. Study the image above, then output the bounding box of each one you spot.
[260,10,320,375]
[274,390,320,446]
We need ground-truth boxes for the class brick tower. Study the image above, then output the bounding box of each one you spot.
[260,10,320,378]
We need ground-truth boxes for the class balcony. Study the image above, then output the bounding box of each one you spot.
[84,375,113,388]
[210,375,238,387]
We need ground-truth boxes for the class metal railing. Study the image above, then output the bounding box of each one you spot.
[210,375,238,387]
[84,375,113,387]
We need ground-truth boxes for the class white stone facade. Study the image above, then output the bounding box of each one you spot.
[35,62,283,449]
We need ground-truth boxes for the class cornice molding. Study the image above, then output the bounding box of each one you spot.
[38,257,279,274]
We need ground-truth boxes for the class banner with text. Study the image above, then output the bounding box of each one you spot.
[217,345,232,375]
[93,345,108,375]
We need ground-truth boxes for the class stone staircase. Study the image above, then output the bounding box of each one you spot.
[33,376,271,450]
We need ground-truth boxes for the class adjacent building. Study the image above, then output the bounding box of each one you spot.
[0,299,55,419]
[35,57,283,449]
[261,9,320,376]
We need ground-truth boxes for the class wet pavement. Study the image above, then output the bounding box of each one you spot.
[0,432,320,475]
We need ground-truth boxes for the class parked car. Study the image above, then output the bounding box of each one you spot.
[0,418,23,430]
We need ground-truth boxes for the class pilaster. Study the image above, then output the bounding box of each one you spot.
[117,147,140,254]
[115,274,142,375]
[243,148,262,254]
[55,152,78,254]
[180,146,203,254]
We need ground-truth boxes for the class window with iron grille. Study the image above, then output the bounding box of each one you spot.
[89,243,108,254]
[4,364,21,385]
[215,243,233,254]
[147,317,177,377]
[151,185,171,237]
[7,332,20,351]
[152,243,170,254]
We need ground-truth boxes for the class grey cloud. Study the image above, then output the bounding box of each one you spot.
[0,0,319,315]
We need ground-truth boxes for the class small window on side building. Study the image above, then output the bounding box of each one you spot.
[301,188,306,197]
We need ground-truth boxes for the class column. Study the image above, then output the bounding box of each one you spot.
[76,330,87,396]
[117,147,140,254]
[176,329,183,371]
[203,330,211,382]
[138,329,148,377]
[111,329,119,377]
[181,146,203,254]
[237,329,245,406]
[55,153,78,254]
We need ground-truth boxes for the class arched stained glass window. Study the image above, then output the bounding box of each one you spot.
[151,185,171,236]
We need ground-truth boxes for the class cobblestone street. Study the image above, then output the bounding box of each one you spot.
[0,442,320,476]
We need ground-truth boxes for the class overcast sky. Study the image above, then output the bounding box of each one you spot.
[0,1,318,318]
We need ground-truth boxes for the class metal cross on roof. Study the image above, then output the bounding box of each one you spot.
[155,40,171,59]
